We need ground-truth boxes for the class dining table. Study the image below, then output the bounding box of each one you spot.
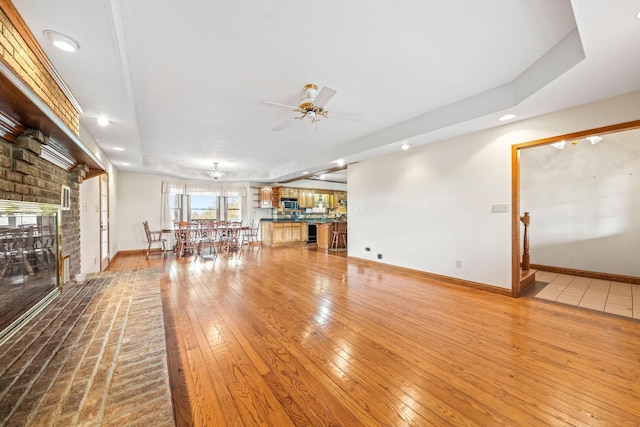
[161,223,250,256]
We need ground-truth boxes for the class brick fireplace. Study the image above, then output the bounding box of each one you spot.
[0,2,103,343]
[0,134,87,343]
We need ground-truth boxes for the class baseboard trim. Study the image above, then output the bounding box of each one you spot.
[531,264,640,285]
[348,256,512,296]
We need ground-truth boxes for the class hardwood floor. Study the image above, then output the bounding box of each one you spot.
[108,246,640,426]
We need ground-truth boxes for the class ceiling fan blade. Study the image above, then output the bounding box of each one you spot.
[328,111,364,122]
[313,86,337,108]
[271,118,297,131]
[261,101,299,110]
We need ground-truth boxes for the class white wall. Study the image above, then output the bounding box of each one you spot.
[117,173,166,251]
[77,125,119,268]
[117,172,260,251]
[521,127,640,276]
[348,91,640,289]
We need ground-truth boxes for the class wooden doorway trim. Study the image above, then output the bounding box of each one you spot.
[511,119,640,297]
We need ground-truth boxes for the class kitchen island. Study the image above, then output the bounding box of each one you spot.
[260,220,309,247]
[260,219,347,248]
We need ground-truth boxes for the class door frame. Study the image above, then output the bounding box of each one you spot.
[510,119,640,296]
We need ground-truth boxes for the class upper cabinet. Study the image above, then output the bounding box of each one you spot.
[258,187,272,208]
[281,187,299,199]
[271,187,281,208]
[299,189,315,208]
[333,191,347,208]
[256,186,346,210]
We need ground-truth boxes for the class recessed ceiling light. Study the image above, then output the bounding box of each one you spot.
[499,114,517,121]
[112,147,125,151]
[42,30,79,52]
[97,116,109,126]
[401,143,410,150]
[635,9,640,19]
[336,159,345,166]
[120,162,130,166]
[302,171,309,175]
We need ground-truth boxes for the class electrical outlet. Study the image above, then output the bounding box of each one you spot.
[377,254,382,259]
[491,204,509,213]
[455,260,462,268]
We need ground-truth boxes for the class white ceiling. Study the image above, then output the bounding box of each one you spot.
[11,0,640,184]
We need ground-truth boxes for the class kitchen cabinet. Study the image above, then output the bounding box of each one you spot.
[333,191,347,208]
[313,192,331,208]
[317,223,332,249]
[259,187,272,208]
[281,187,299,199]
[261,221,308,246]
[271,187,281,209]
[299,189,315,208]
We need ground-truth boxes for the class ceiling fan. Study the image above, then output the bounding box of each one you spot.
[263,83,362,131]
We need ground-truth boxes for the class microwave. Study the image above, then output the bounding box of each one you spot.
[281,198,298,210]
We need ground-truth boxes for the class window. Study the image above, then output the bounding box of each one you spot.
[169,194,242,223]
[169,194,183,225]
[191,195,218,221]
[226,196,241,221]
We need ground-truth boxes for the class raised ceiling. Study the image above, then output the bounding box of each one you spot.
[10,0,640,184]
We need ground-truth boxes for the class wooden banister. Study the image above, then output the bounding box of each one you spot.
[520,212,530,271]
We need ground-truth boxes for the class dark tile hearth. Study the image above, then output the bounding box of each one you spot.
[0,268,174,426]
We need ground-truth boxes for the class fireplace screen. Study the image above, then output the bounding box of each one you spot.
[0,201,60,342]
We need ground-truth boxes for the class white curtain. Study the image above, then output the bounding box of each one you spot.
[162,182,249,225]
[160,181,185,229]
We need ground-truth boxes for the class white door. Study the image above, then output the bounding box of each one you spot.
[100,174,109,271]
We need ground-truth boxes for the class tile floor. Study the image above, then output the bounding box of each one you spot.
[535,270,640,320]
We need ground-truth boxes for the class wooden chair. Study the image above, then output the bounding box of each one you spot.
[329,221,347,251]
[219,222,241,253]
[241,219,260,248]
[143,221,167,258]
[175,222,197,257]
[198,221,218,258]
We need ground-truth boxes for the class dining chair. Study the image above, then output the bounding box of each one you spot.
[219,222,241,253]
[198,221,218,258]
[175,222,197,257]
[241,219,261,248]
[143,221,167,258]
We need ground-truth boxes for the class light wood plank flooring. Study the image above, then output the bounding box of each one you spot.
[109,246,640,426]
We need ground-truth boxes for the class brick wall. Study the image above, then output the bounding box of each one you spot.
[0,5,79,135]
[0,134,86,277]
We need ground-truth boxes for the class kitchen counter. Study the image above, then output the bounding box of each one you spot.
[260,218,337,223]
[260,219,347,248]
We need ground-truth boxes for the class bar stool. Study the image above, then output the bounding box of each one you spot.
[329,221,347,251]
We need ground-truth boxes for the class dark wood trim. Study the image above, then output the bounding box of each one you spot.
[531,264,640,285]
[349,256,513,296]
[511,144,521,297]
[514,120,640,150]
